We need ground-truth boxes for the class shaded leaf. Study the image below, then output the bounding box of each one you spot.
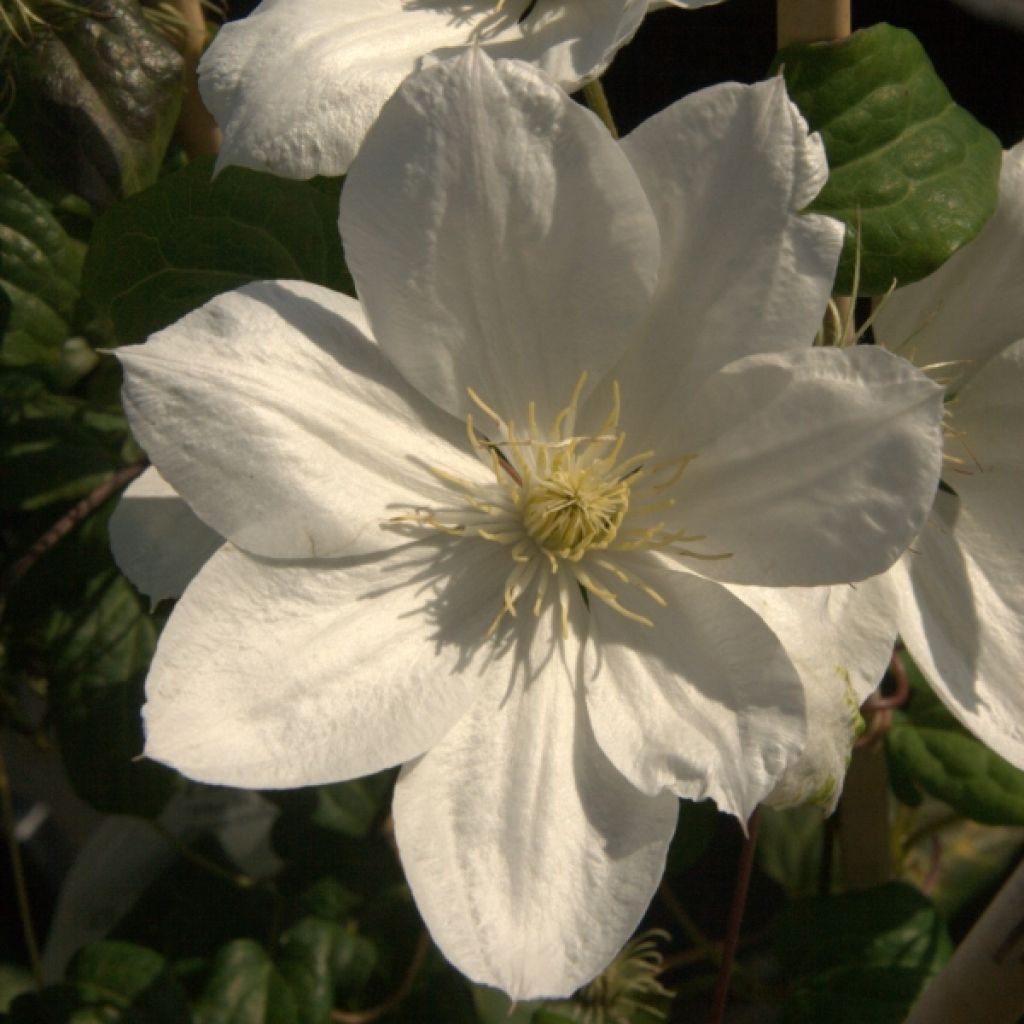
[82,157,353,345]
[773,882,951,1023]
[8,941,189,1022]
[48,563,178,816]
[757,804,829,898]
[0,172,81,378]
[774,23,1002,294]
[9,0,182,206]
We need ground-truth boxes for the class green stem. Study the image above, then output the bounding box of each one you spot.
[582,79,618,139]
[0,742,43,989]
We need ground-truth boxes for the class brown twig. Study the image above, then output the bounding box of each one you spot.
[0,462,146,622]
[331,929,431,1024]
[707,809,760,1024]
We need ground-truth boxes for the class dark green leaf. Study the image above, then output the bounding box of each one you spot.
[48,564,178,816]
[774,23,1002,294]
[773,882,951,1023]
[310,775,393,840]
[82,157,353,346]
[887,657,1024,824]
[0,374,125,511]
[757,804,829,897]
[665,798,720,878]
[0,172,81,377]
[194,940,298,1024]
[8,941,190,1023]
[9,0,182,206]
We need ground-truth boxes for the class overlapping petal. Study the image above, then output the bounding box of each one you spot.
[109,468,222,604]
[117,280,488,561]
[200,0,667,179]
[393,594,678,999]
[341,49,660,428]
[582,556,805,820]
[143,539,517,788]
[874,142,1024,391]
[665,345,945,586]
[610,77,844,436]
[892,341,1024,768]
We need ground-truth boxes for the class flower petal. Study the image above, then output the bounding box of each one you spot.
[895,343,1024,768]
[341,49,659,427]
[117,280,486,561]
[142,538,515,787]
[728,579,899,812]
[610,77,843,436]
[667,345,945,586]
[874,141,1024,392]
[583,557,806,821]
[393,599,677,999]
[109,468,223,604]
[200,0,657,178]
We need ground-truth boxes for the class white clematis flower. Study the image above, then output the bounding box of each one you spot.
[871,140,1024,771]
[198,0,723,178]
[113,54,945,997]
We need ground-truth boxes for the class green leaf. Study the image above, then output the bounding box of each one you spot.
[0,374,126,511]
[195,921,377,1024]
[665,798,720,878]
[0,172,82,377]
[8,941,190,1023]
[82,157,353,346]
[774,23,1002,294]
[9,0,182,206]
[48,563,178,816]
[772,882,951,1024]
[310,774,393,840]
[887,657,1024,825]
[757,804,829,897]
[194,940,298,1024]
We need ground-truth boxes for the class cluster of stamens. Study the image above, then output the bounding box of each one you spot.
[392,374,729,637]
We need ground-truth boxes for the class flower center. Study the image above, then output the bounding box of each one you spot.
[392,373,728,637]
[521,463,629,560]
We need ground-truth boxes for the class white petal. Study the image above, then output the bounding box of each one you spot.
[117,280,486,561]
[583,557,806,821]
[729,579,900,812]
[341,50,659,427]
[610,77,843,437]
[667,345,945,586]
[393,600,677,1000]
[874,141,1024,391]
[200,0,656,178]
[142,539,516,787]
[895,343,1024,768]
[109,468,223,604]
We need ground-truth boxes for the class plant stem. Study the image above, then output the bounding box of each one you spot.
[170,0,221,157]
[837,738,892,888]
[582,79,618,138]
[0,462,146,624]
[707,809,759,1024]
[0,742,43,989]
[776,0,850,47]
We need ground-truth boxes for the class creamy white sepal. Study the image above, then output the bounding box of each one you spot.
[582,555,805,821]
[200,0,657,179]
[874,142,1024,392]
[142,539,516,787]
[729,580,899,812]
[667,345,945,586]
[393,593,678,1000]
[341,49,659,428]
[109,468,222,604]
[612,76,843,438]
[894,341,1024,769]
[116,280,487,561]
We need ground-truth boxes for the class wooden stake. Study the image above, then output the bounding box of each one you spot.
[776,0,851,48]
[905,858,1024,1024]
